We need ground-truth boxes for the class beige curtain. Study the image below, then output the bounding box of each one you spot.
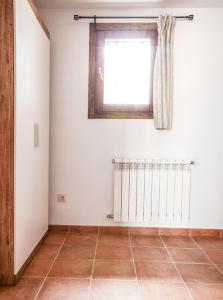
[153,15,176,130]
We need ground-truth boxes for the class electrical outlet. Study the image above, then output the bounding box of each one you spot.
[57,194,66,203]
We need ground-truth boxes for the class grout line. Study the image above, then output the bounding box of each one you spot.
[54,258,133,261]
[128,233,141,297]
[87,227,99,299]
[45,276,138,281]
[160,236,194,300]
[181,282,223,286]
[33,232,69,300]
[191,237,223,277]
[23,274,223,286]
[94,244,199,249]
[27,275,223,285]
[131,260,212,265]
[121,244,214,250]
[25,257,213,265]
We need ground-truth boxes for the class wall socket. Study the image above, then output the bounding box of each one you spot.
[57,194,66,203]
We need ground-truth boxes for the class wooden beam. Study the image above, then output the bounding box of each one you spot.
[27,0,50,39]
[0,0,15,285]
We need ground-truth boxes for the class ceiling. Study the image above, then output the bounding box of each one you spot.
[34,0,223,9]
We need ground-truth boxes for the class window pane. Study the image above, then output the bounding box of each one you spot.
[103,39,152,105]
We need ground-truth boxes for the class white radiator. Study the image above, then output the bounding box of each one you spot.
[113,159,194,224]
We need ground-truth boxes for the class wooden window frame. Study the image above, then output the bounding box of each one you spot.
[88,23,158,119]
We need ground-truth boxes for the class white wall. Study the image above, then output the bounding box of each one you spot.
[42,7,223,229]
[14,0,50,273]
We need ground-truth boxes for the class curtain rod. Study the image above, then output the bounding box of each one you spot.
[74,14,194,21]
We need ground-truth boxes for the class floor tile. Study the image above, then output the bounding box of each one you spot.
[35,244,61,259]
[90,279,139,300]
[23,258,53,277]
[204,249,223,264]
[133,247,171,262]
[44,232,67,245]
[130,235,163,247]
[99,226,129,235]
[65,232,97,246]
[37,278,90,300]
[168,248,210,264]
[98,233,130,247]
[129,227,159,236]
[162,236,197,248]
[49,225,69,232]
[193,237,223,249]
[135,262,182,282]
[190,229,221,238]
[217,264,223,273]
[176,263,223,284]
[96,246,132,260]
[139,281,191,300]
[187,284,223,300]
[160,228,190,236]
[49,259,93,278]
[58,245,95,260]
[93,260,136,280]
[0,277,43,300]
[69,225,98,233]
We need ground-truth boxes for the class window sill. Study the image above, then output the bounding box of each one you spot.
[88,111,154,119]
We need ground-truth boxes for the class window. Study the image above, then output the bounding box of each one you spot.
[88,23,158,119]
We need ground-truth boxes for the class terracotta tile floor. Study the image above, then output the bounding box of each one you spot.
[1,232,223,299]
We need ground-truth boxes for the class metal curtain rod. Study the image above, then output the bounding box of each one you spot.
[74,14,194,21]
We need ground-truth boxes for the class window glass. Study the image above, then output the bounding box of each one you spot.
[103,39,152,105]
